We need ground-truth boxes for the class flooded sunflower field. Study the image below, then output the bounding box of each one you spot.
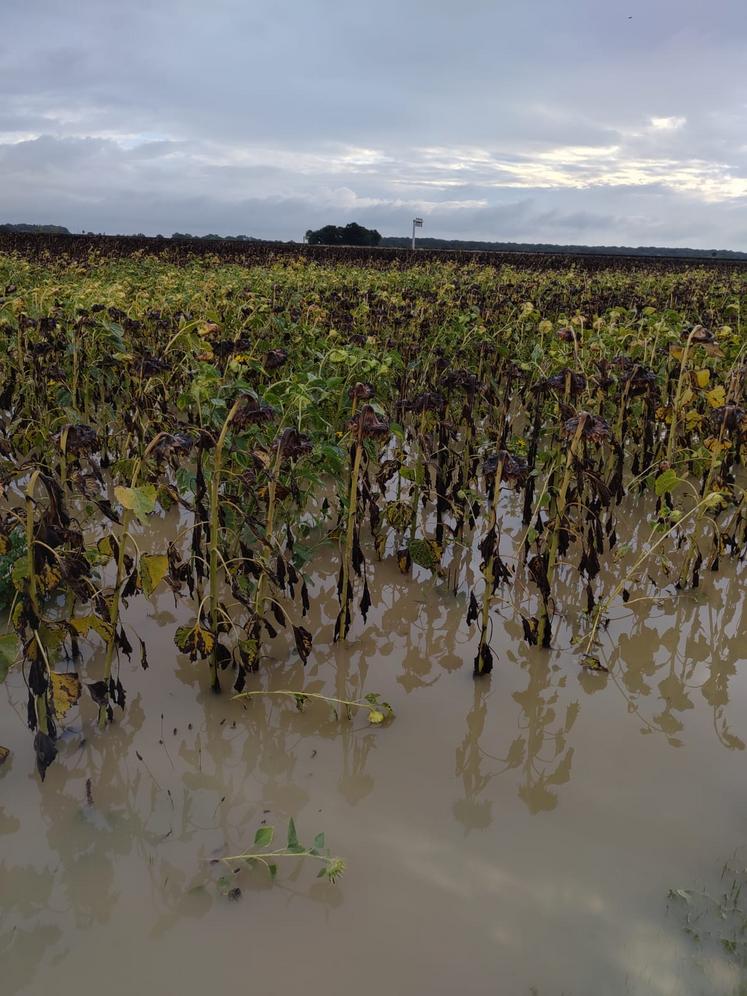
[1,243,746,995]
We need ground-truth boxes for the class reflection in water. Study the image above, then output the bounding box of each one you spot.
[453,645,581,826]
[608,575,746,751]
[1,498,745,996]
[454,680,493,830]
[511,653,577,815]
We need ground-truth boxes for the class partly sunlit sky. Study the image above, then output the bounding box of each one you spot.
[3,0,747,247]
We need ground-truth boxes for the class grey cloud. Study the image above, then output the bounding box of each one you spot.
[1,0,747,246]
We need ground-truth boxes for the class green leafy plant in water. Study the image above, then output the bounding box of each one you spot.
[235,688,394,725]
[220,818,345,886]
[668,850,747,977]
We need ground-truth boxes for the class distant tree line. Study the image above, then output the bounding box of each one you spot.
[305,223,381,246]
[380,236,747,260]
[170,232,264,242]
[0,223,72,235]
[3,222,746,260]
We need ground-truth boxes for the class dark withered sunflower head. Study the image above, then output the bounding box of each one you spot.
[209,338,239,358]
[712,404,746,433]
[239,467,258,492]
[194,427,217,452]
[539,369,587,395]
[592,359,614,391]
[434,351,449,373]
[59,551,92,583]
[132,353,170,377]
[401,391,446,415]
[348,382,375,401]
[443,369,479,393]
[59,424,98,454]
[483,450,528,485]
[272,427,313,460]
[506,362,530,382]
[151,432,195,464]
[348,404,389,439]
[28,340,56,357]
[556,326,578,343]
[682,324,715,344]
[622,364,657,395]
[233,395,277,429]
[209,334,251,357]
[563,411,611,444]
[264,348,288,370]
[70,471,100,498]
[612,354,634,371]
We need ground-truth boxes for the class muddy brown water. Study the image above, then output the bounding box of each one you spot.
[1,500,746,996]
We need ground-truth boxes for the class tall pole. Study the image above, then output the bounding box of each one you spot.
[412,217,423,250]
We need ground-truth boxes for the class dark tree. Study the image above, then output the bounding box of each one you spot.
[305,223,381,247]
[0,223,71,235]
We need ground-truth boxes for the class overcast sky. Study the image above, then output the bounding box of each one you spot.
[2,0,747,247]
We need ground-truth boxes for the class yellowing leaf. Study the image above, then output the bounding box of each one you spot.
[50,671,82,718]
[157,485,176,511]
[678,387,694,409]
[702,492,725,510]
[654,468,679,497]
[237,638,258,670]
[70,615,114,644]
[40,622,65,656]
[703,342,725,358]
[397,548,411,574]
[174,622,215,660]
[706,385,726,409]
[10,602,24,632]
[39,563,62,593]
[140,554,169,598]
[11,558,29,590]
[114,484,157,525]
[385,501,413,531]
[374,532,387,559]
[694,369,710,388]
[252,448,271,468]
[97,535,114,559]
[408,537,442,571]
[705,437,730,454]
[0,634,19,684]
[69,616,90,636]
[655,405,672,424]
[368,709,385,725]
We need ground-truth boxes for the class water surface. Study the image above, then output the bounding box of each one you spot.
[2,512,746,996]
